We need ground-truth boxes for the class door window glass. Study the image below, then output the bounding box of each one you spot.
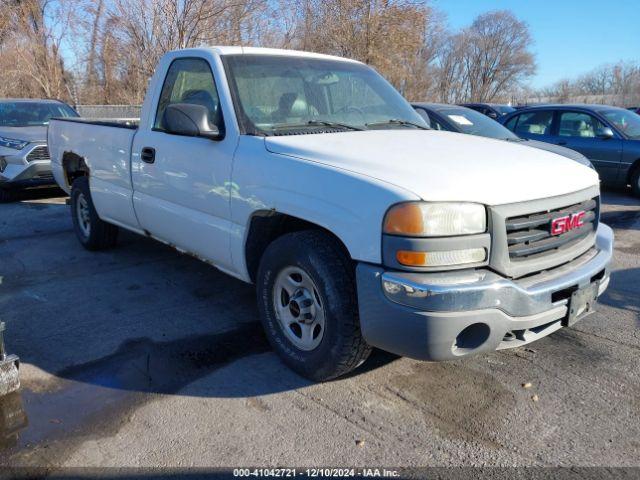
[513,111,553,136]
[154,58,223,130]
[504,115,518,131]
[558,112,604,138]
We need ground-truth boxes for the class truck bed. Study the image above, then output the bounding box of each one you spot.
[48,116,141,229]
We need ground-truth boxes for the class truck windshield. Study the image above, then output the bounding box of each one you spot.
[0,101,78,127]
[223,54,428,135]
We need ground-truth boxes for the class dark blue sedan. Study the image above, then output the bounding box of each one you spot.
[412,103,594,169]
[501,104,640,196]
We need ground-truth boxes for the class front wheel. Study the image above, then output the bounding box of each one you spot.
[631,166,640,198]
[256,230,371,381]
[71,176,119,250]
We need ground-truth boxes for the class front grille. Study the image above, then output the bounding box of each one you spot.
[506,198,598,261]
[26,145,50,162]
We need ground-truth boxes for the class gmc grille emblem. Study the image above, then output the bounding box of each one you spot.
[551,211,586,236]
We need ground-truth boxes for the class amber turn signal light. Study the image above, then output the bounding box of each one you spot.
[396,250,428,266]
[383,203,424,235]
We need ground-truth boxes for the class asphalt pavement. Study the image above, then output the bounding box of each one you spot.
[0,187,638,469]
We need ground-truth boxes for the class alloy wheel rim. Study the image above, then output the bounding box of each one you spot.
[76,192,91,238]
[272,266,325,351]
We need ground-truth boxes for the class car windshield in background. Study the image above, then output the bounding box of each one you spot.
[600,109,640,140]
[0,102,78,127]
[224,54,427,134]
[440,108,518,140]
[495,105,516,115]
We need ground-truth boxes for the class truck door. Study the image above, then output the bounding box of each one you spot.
[131,57,235,272]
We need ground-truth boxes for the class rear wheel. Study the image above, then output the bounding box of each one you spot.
[70,176,119,250]
[256,230,371,381]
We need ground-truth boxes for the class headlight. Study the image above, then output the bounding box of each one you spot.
[383,202,487,237]
[0,136,29,150]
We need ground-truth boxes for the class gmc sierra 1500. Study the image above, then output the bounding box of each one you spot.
[48,47,613,381]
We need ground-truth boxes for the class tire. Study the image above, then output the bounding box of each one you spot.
[70,176,119,250]
[256,230,371,381]
[631,166,640,198]
[0,188,15,203]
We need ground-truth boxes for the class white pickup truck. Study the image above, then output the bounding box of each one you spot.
[49,47,613,381]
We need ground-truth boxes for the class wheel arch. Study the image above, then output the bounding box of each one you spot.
[62,151,90,189]
[244,210,353,283]
[626,157,640,185]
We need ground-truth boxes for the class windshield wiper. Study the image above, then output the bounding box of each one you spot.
[365,119,429,130]
[271,120,364,132]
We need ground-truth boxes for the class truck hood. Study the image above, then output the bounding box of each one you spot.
[264,130,599,205]
[519,138,594,168]
[0,126,47,144]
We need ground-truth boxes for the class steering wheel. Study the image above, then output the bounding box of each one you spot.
[335,105,366,121]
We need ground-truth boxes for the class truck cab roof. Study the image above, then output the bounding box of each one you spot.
[169,46,363,64]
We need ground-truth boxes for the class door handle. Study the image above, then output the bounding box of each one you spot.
[556,141,567,146]
[141,147,155,164]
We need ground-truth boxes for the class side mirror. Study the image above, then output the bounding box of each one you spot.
[596,127,614,139]
[487,111,498,120]
[163,103,223,141]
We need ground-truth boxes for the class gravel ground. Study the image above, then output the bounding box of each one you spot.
[0,187,638,469]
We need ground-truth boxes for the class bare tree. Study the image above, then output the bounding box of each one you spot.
[0,0,77,100]
[534,61,640,106]
[431,10,535,103]
[462,10,535,101]
[432,32,466,103]
[87,0,273,103]
[290,0,443,99]
[0,1,546,106]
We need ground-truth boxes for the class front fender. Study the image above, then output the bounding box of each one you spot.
[229,136,419,277]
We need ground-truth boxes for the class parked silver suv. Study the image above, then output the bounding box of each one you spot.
[0,99,78,201]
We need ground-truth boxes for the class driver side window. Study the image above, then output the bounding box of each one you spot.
[154,58,223,132]
[558,111,604,138]
[512,111,553,136]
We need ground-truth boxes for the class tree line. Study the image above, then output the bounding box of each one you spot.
[0,0,637,107]
[529,61,640,106]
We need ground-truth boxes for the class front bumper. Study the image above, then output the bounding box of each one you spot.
[356,223,614,361]
[0,144,53,188]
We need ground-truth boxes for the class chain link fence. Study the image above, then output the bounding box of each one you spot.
[75,105,142,119]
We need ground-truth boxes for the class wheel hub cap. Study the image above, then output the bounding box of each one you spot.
[273,266,325,351]
[289,289,315,323]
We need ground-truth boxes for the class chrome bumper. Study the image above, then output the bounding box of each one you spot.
[356,223,614,361]
[381,223,613,317]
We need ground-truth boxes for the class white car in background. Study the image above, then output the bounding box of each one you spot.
[0,99,78,201]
